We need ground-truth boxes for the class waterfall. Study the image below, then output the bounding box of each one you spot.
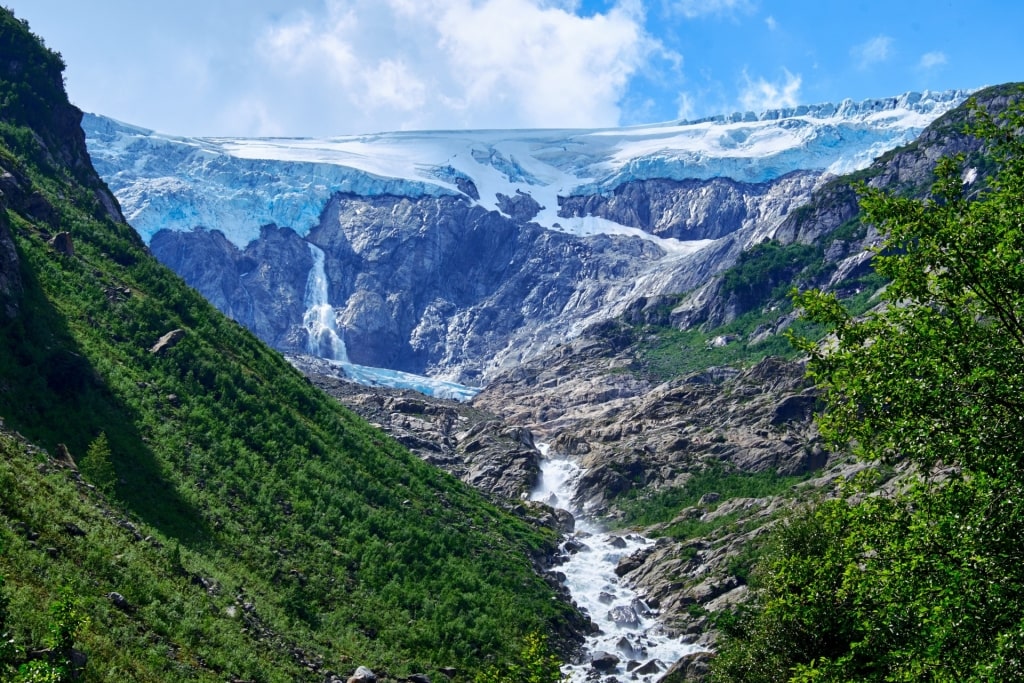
[532,445,705,682]
[302,243,348,362]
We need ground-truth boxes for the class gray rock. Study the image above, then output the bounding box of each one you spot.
[107,591,129,610]
[632,659,664,676]
[347,666,377,683]
[149,329,186,355]
[0,213,22,320]
[607,605,639,628]
[49,231,74,256]
[590,651,620,672]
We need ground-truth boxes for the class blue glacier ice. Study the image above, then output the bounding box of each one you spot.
[83,88,971,250]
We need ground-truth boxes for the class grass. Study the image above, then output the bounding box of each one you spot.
[614,467,810,529]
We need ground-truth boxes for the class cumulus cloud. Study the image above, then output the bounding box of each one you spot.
[919,51,947,69]
[739,68,801,112]
[851,34,893,70]
[257,0,661,134]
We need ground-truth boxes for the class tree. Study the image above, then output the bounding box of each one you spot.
[79,432,116,495]
[711,92,1024,681]
[474,632,563,683]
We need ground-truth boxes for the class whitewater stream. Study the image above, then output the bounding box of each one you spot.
[531,447,705,682]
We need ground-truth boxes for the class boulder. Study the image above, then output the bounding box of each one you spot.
[607,605,639,628]
[590,651,620,672]
[149,329,186,355]
[48,231,74,256]
[347,666,377,683]
[107,591,130,610]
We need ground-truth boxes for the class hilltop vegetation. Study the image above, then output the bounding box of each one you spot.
[0,9,575,681]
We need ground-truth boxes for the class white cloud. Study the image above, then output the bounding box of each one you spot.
[739,68,801,112]
[257,0,661,134]
[764,15,777,31]
[851,35,893,70]
[919,51,947,69]
[670,0,752,19]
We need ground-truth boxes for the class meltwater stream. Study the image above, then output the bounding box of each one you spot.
[531,447,705,682]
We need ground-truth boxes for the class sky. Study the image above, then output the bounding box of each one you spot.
[5,0,1022,137]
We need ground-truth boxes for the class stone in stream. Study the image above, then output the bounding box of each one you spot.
[629,659,665,675]
[631,597,656,617]
[564,537,590,554]
[590,651,620,672]
[615,635,646,659]
[607,605,640,628]
[607,535,627,549]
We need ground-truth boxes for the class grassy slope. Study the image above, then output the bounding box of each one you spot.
[0,10,570,682]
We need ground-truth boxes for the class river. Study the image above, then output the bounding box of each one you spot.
[531,447,705,682]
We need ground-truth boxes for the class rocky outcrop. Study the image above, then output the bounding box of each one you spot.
[149,329,186,355]
[305,370,546,502]
[672,84,1024,331]
[558,172,819,241]
[151,191,680,383]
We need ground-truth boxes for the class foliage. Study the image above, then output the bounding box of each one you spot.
[615,467,808,529]
[634,310,825,381]
[79,432,116,495]
[711,92,1024,681]
[474,632,563,683]
[720,241,825,308]
[15,660,67,683]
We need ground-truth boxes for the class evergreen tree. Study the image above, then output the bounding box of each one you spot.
[79,432,116,495]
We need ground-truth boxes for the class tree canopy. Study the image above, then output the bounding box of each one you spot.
[711,92,1024,681]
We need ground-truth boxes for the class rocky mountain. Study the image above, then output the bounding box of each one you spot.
[83,91,968,384]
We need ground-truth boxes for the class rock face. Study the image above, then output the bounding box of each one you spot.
[672,84,1024,331]
[151,191,679,382]
[151,224,313,352]
[558,172,820,242]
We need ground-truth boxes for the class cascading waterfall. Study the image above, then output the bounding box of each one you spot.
[532,445,705,682]
[302,242,348,362]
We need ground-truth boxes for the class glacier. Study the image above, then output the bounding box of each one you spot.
[84,89,970,250]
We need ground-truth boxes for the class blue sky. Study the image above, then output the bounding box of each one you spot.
[5,0,1022,137]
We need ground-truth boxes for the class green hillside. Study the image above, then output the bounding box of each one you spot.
[0,9,574,681]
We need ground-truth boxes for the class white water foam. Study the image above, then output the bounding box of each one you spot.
[532,445,705,682]
[303,242,348,361]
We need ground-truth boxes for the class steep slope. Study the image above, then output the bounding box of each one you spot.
[0,10,580,681]
[83,91,969,383]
